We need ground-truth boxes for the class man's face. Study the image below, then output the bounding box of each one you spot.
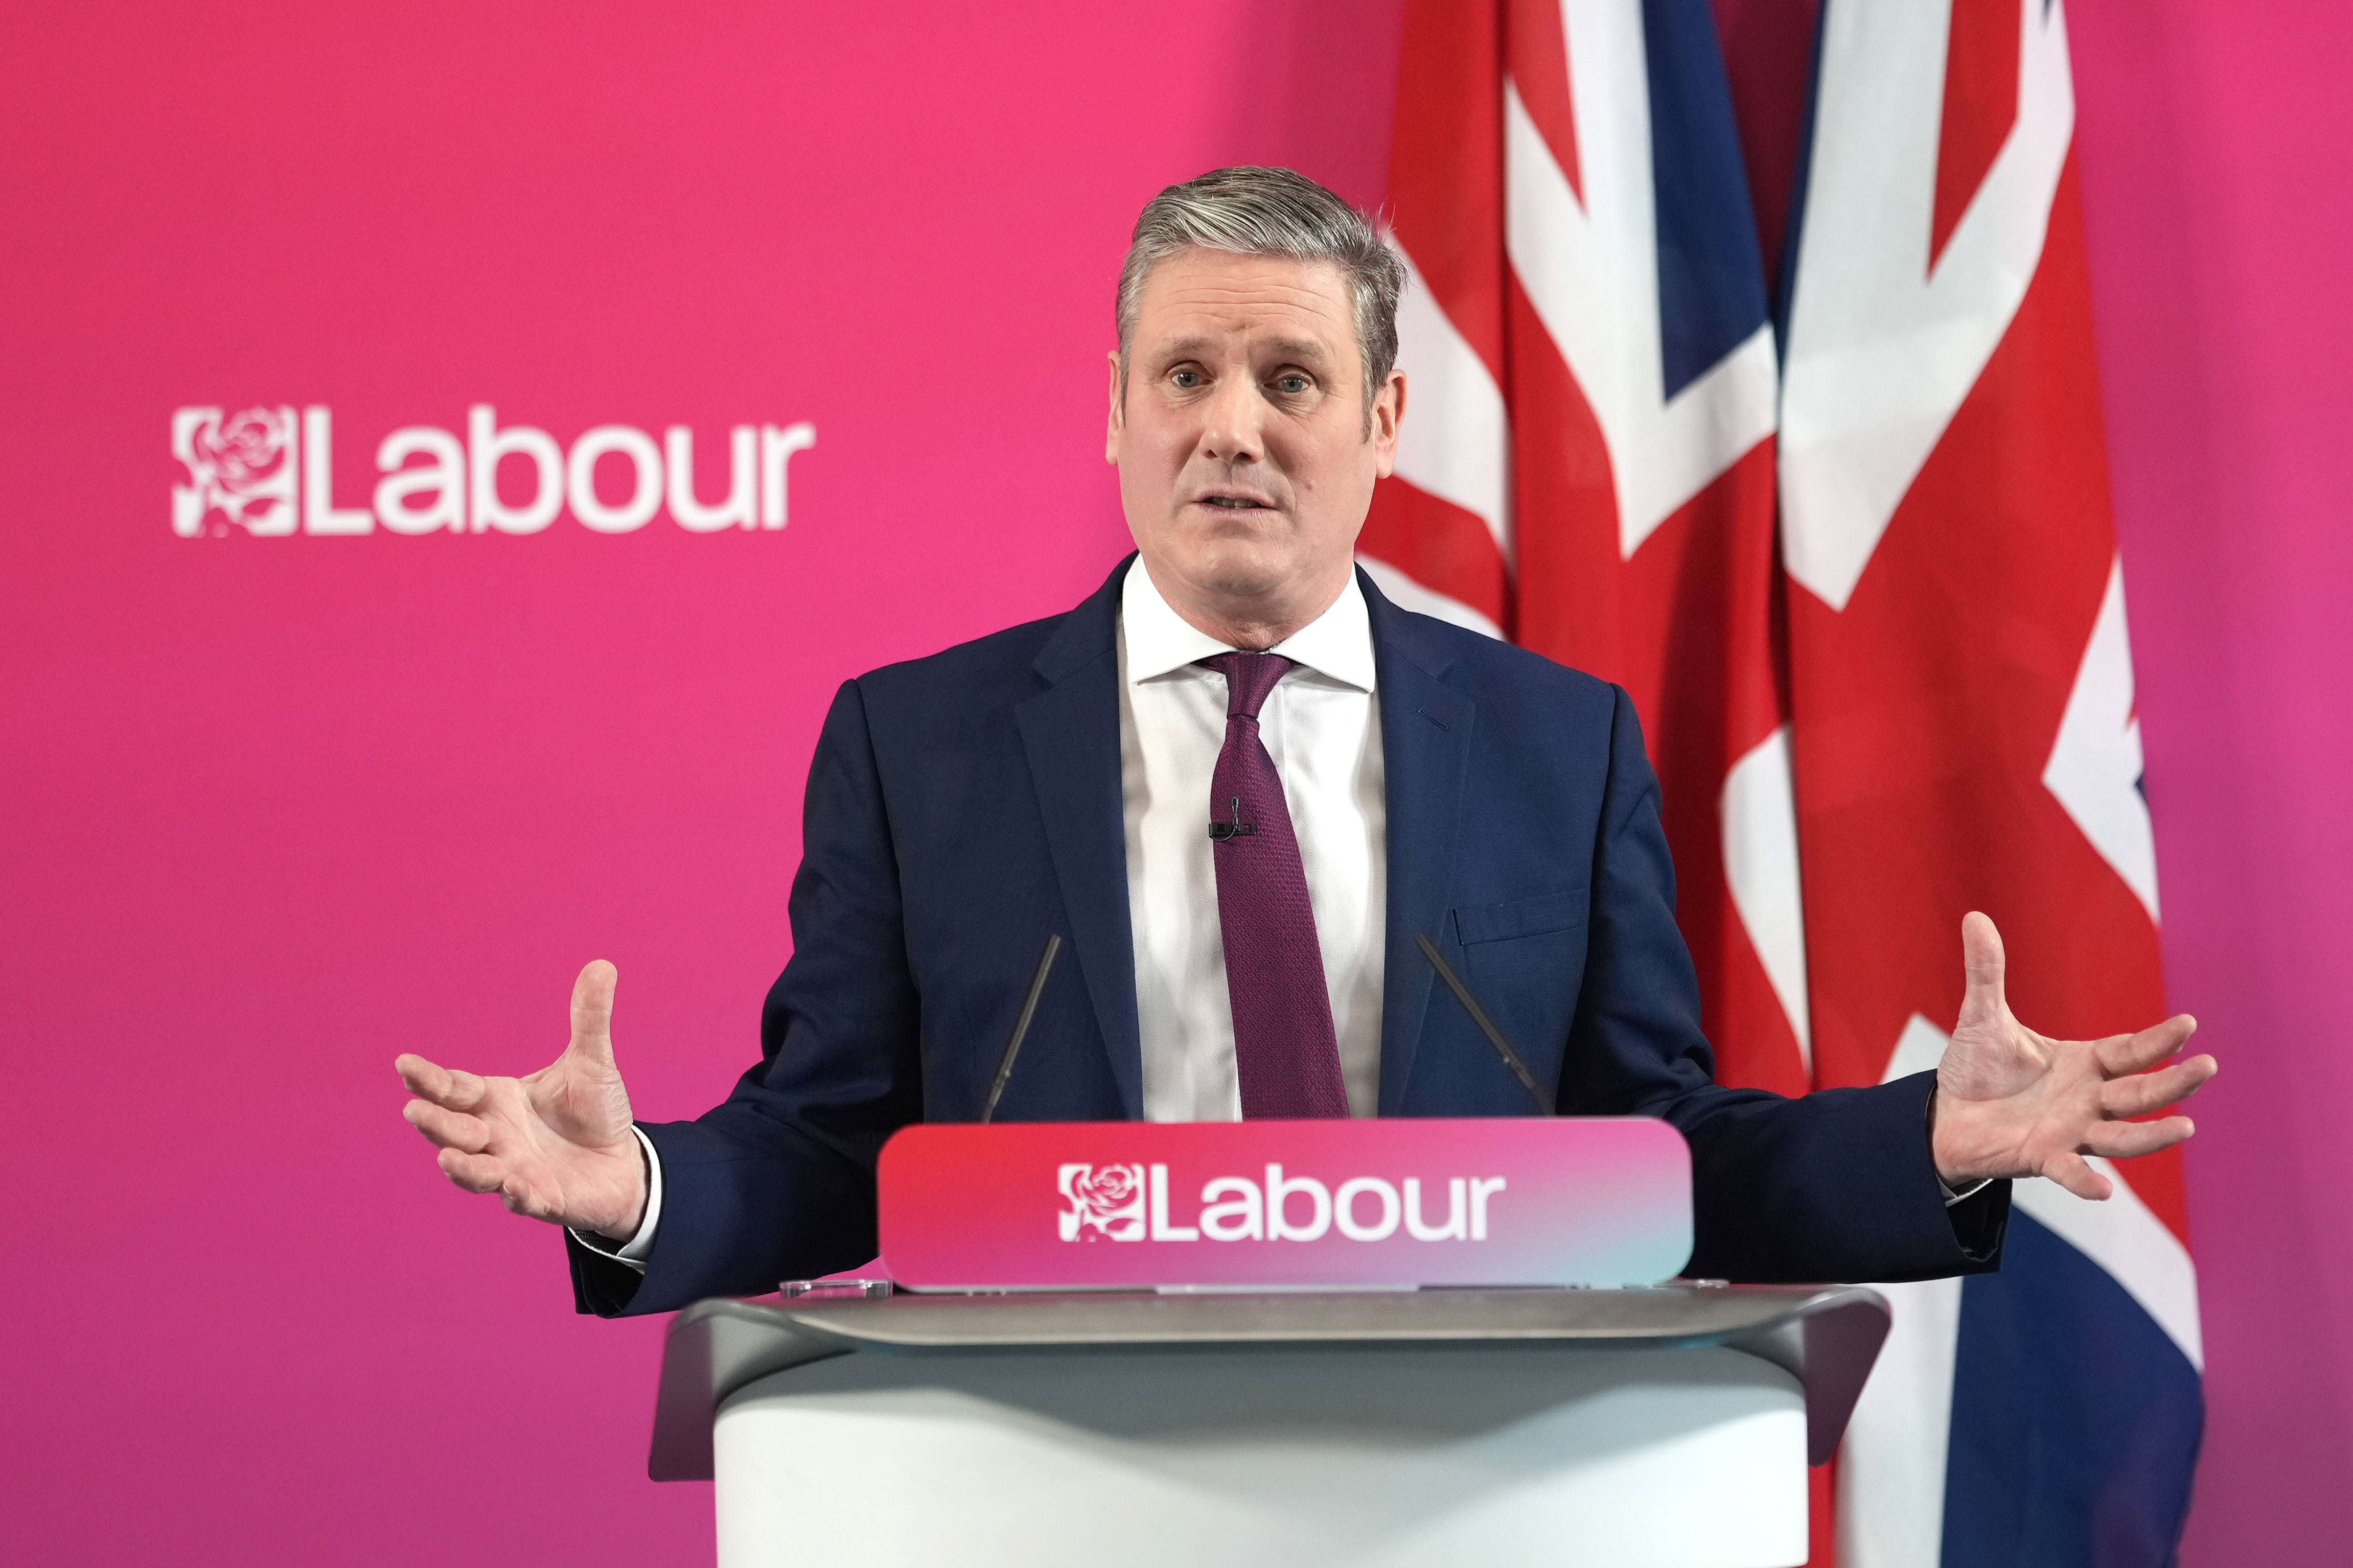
[1108,247,1402,622]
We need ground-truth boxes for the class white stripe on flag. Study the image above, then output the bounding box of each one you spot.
[1838,1014,1970,1568]
[1721,725,1812,1067]
[1390,243,1513,561]
[2042,556,2161,921]
[1780,0,2077,612]
[1354,554,1504,640]
[1838,1278,1962,1568]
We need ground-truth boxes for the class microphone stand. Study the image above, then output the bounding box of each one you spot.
[980,934,1062,1123]
[1416,932,1556,1116]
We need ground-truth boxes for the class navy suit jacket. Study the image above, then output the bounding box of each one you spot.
[572,559,2006,1315]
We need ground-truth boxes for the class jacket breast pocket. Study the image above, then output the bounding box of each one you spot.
[1445,891,1591,1073]
[1450,890,1587,947]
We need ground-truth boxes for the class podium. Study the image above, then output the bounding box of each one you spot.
[649,1282,1889,1568]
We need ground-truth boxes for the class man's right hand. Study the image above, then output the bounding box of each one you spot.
[396,959,648,1241]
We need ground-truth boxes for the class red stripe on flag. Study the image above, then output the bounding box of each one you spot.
[1506,271,1621,675]
[1390,0,1508,384]
[1930,0,2022,271]
[1810,1458,1839,1568]
[1360,476,1512,631]
[1507,0,1582,203]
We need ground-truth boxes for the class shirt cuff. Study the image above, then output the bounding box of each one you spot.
[567,1126,662,1273]
[1940,1176,1993,1207]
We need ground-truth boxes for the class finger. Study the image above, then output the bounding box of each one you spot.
[396,1053,491,1113]
[2041,1150,2114,1201]
[1958,911,2007,1021]
[2101,1055,2218,1118]
[2084,1114,2196,1161]
[2099,1014,2199,1076]
[394,1052,447,1097]
[436,1147,507,1195]
[499,1180,564,1222]
[403,1098,491,1154]
[569,960,619,1068]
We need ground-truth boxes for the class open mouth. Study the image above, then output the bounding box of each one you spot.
[1197,494,1274,511]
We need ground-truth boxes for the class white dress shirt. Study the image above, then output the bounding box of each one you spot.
[1118,561,1386,1121]
[578,563,1390,1269]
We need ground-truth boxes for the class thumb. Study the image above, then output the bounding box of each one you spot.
[1958,911,2007,1024]
[569,959,619,1068]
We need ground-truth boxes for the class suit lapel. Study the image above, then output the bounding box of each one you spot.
[1016,557,1145,1119]
[1364,571,1475,1115]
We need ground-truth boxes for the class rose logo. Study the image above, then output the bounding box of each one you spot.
[196,408,292,491]
[172,405,297,536]
[1057,1162,1146,1242]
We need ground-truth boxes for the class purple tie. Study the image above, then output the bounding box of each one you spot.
[1199,652,1351,1119]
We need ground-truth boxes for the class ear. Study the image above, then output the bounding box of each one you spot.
[1369,369,1405,478]
[1105,349,1125,465]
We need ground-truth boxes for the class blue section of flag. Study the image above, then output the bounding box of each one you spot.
[1642,0,1769,400]
[1943,1211,2205,1567]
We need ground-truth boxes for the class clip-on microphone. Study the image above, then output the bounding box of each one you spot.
[1206,796,1256,842]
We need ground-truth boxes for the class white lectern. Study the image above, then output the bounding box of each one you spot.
[650,1283,1887,1568]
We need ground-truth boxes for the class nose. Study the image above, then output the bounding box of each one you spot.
[1197,372,1267,467]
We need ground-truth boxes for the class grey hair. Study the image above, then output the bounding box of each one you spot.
[1116,166,1407,409]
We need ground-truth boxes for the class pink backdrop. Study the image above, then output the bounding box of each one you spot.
[2068,3,2353,1557]
[1,3,2342,1562]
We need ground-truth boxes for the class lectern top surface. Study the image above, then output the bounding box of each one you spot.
[772,1282,1855,1347]
[649,1283,1890,1480]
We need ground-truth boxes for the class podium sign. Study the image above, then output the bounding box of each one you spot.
[875,1117,1692,1291]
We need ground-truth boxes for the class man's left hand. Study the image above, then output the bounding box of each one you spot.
[1931,911,2218,1199]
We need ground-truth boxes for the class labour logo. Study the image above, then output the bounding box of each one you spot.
[1057,1163,1146,1242]
[169,404,816,536]
[173,406,298,536]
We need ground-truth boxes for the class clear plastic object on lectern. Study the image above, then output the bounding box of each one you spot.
[780,1278,893,1300]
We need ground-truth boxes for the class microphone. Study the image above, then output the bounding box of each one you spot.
[1206,795,1256,842]
[980,933,1063,1124]
[1416,932,1556,1116]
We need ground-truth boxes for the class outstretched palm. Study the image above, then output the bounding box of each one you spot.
[396,961,647,1237]
[1932,913,2217,1199]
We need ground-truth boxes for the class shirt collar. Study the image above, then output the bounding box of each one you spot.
[1120,559,1377,693]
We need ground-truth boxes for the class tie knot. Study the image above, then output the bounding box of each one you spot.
[1199,651,1295,720]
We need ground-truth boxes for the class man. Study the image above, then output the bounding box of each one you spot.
[397,168,2213,1316]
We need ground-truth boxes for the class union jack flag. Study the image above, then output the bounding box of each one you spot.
[1371,1,2201,1562]
[1785,2,2200,1563]
[1369,0,1809,1107]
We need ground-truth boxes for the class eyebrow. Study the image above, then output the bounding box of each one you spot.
[1153,335,1336,365]
[1262,337,1335,364]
